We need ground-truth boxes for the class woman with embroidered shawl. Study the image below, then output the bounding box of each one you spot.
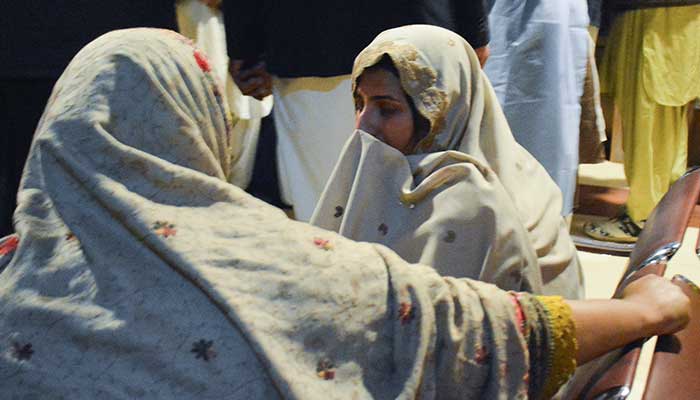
[0,29,689,399]
[312,25,583,299]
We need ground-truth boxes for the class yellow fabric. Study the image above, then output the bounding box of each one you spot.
[600,6,700,221]
[536,295,578,400]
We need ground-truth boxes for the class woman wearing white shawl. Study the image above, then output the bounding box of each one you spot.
[0,28,689,399]
[312,25,584,299]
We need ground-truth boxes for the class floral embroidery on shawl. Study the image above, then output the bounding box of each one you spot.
[153,221,177,238]
[193,49,211,73]
[398,302,414,324]
[316,358,336,380]
[0,235,19,256]
[12,342,34,361]
[191,339,216,361]
[313,238,333,251]
[474,346,489,365]
[509,293,527,335]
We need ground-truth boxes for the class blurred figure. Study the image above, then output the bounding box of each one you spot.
[223,1,491,221]
[585,3,700,243]
[0,2,178,237]
[484,0,591,218]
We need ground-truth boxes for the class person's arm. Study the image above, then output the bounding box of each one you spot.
[221,1,272,99]
[568,274,691,365]
[454,0,490,66]
[512,274,690,399]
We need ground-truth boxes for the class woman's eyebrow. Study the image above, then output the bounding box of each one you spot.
[370,95,401,102]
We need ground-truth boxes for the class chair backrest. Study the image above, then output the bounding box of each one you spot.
[564,167,700,400]
[696,226,700,260]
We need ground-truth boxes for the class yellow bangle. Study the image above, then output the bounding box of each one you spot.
[536,295,578,400]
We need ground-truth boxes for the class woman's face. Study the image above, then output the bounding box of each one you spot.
[354,68,415,154]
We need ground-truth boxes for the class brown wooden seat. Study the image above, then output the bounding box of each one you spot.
[642,275,700,400]
[696,224,700,260]
[563,167,700,400]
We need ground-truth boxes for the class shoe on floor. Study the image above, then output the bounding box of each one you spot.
[583,213,643,244]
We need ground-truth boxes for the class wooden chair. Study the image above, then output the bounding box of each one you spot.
[563,167,700,400]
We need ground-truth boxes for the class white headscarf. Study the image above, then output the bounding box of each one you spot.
[0,28,554,399]
[313,25,583,298]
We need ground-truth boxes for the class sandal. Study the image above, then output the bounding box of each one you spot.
[583,213,644,244]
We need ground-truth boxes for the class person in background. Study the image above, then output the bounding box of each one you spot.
[484,0,591,220]
[223,1,491,221]
[585,2,700,243]
[0,29,690,399]
[0,1,178,237]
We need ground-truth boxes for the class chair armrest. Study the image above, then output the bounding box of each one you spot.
[618,167,700,293]
[642,275,700,400]
[564,167,700,399]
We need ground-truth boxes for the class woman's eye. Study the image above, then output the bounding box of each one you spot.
[379,106,398,117]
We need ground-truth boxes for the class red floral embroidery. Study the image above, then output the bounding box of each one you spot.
[153,221,177,238]
[313,238,332,251]
[398,302,414,324]
[509,293,526,335]
[474,346,488,364]
[0,235,19,256]
[193,49,211,72]
[316,358,335,380]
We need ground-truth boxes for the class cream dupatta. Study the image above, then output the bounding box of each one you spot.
[313,25,584,299]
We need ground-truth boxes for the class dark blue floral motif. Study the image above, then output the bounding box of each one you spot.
[191,339,216,361]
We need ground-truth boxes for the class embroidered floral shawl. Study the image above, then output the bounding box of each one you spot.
[0,28,557,399]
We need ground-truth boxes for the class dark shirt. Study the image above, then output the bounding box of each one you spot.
[1,1,177,78]
[223,0,489,78]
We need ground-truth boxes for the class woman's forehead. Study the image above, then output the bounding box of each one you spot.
[356,68,405,96]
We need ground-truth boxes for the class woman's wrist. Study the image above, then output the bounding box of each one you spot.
[617,298,660,339]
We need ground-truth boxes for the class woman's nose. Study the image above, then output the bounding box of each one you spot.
[356,109,378,136]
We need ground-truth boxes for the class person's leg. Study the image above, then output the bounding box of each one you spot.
[622,92,688,223]
[584,10,645,242]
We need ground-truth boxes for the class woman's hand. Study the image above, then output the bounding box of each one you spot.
[568,275,690,364]
[621,274,691,337]
[474,45,490,68]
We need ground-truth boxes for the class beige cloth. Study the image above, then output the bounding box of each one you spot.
[313,25,584,299]
[273,75,356,220]
[0,28,552,399]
